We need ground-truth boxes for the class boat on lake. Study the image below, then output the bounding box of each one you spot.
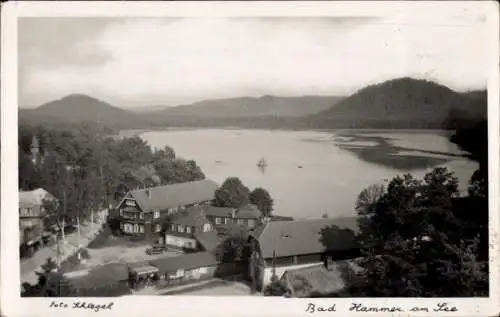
[257,157,268,168]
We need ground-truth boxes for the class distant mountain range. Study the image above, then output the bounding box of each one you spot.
[19,78,487,130]
[136,95,344,118]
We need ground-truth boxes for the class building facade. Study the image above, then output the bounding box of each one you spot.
[115,179,219,238]
[19,188,57,255]
[205,204,262,235]
[248,217,360,289]
[164,207,221,251]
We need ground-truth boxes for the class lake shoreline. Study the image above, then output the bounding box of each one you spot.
[133,128,476,220]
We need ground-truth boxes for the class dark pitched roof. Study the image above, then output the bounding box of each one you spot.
[149,252,218,272]
[236,204,261,219]
[270,215,294,222]
[194,231,222,251]
[19,188,56,208]
[205,206,235,218]
[205,204,261,219]
[251,217,359,259]
[129,179,219,212]
[170,207,209,227]
[283,259,364,297]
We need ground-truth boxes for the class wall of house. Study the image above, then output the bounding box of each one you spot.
[207,215,258,229]
[155,265,217,288]
[165,234,197,249]
[20,219,45,245]
[120,222,145,235]
[262,262,323,287]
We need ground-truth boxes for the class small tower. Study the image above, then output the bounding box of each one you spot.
[30,135,40,165]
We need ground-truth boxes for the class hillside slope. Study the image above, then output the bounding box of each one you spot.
[20,94,141,128]
[305,78,486,129]
[147,95,344,118]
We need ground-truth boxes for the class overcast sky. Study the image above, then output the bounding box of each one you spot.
[19,14,489,108]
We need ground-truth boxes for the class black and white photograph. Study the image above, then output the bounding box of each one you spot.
[1,1,499,316]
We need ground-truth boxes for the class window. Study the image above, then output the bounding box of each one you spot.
[124,223,134,233]
[171,223,176,232]
[237,219,245,225]
[215,217,221,225]
[119,209,123,217]
[177,225,184,233]
[248,219,255,228]
[140,225,145,233]
[224,217,230,225]
[203,223,212,232]
[154,210,160,219]
[176,269,185,277]
[139,213,144,220]
[155,224,161,232]
[125,200,135,207]
[186,226,191,234]
[134,224,139,233]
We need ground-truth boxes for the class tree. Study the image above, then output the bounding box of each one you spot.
[350,167,487,297]
[152,145,176,161]
[264,274,286,296]
[355,184,385,216]
[215,229,250,263]
[32,257,73,297]
[249,187,274,217]
[213,177,250,208]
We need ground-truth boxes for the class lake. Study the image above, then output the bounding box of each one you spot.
[139,129,478,220]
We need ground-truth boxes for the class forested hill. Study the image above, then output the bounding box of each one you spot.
[303,77,487,129]
[142,95,344,118]
[19,94,143,129]
[19,78,486,130]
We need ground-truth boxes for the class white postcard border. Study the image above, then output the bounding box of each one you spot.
[1,1,499,317]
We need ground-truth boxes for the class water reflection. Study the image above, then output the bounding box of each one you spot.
[258,164,267,174]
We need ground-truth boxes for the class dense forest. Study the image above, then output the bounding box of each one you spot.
[19,122,206,227]
[347,117,489,297]
[306,77,486,129]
